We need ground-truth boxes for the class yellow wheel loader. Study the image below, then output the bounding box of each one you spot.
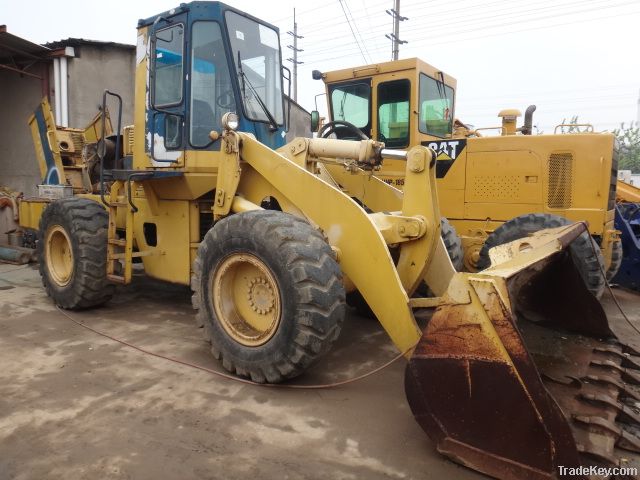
[18,3,640,478]
[313,58,622,299]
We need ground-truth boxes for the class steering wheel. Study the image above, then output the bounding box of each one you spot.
[318,120,368,140]
[216,90,235,109]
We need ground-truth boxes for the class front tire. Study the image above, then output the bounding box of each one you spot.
[478,213,606,298]
[192,210,346,383]
[38,197,114,309]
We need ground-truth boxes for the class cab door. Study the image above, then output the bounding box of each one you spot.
[148,13,188,166]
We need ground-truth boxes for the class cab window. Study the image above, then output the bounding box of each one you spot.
[419,73,454,138]
[377,80,410,148]
[226,11,284,125]
[153,24,184,107]
[189,21,235,147]
[328,82,371,138]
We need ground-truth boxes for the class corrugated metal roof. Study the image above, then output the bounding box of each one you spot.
[46,38,135,50]
[0,26,50,63]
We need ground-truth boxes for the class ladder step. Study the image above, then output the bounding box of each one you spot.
[108,239,127,247]
[107,273,126,284]
[109,202,128,207]
[108,251,151,260]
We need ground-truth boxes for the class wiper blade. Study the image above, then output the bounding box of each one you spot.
[436,71,446,101]
[236,52,279,132]
[237,51,247,101]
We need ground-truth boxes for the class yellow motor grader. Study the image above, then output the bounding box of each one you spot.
[313,58,622,299]
[18,3,640,479]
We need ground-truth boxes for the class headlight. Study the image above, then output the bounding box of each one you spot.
[222,112,239,131]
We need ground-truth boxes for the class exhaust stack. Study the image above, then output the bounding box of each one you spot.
[521,104,537,135]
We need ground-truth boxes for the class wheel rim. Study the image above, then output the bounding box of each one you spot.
[212,253,281,347]
[45,225,74,286]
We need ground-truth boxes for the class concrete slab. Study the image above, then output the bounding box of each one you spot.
[0,264,483,480]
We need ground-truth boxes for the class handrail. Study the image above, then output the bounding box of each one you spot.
[554,123,595,134]
[98,90,123,207]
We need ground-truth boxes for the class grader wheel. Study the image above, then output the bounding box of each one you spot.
[478,213,606,298]
[606,237,623,281]
[38,197,114,309]
[192,210,346,383]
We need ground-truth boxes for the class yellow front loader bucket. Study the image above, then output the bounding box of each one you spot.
[406,224,640,480]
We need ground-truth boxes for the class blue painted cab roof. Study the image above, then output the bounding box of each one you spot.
[137,1,280,34]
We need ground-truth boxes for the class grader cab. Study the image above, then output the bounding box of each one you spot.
[18,3,640,479]
[313,58,622,299]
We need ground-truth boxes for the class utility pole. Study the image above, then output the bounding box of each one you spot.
[287,8,303,102]
[385,0,408,60]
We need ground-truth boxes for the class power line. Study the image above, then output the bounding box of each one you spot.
[297,0,628,57]
[337,0,369,63]
[344,0,373,62]
[294,0,607,51]
[297,4,640,63]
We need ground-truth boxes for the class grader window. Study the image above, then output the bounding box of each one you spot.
[328,82,371,138]
[377,80,410,148]
[189,21,235,147]
[419,73,454,138]
[153,24,184,107]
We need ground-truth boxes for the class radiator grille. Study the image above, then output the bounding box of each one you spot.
[547,153,573,209]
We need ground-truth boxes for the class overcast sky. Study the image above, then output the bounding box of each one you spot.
[3,0,639,133]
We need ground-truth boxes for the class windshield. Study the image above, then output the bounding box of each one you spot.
[226,11,284,125]
[419,73,454,138]
[328,82,371,138]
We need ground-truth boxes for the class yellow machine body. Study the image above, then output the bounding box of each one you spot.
[18,4,640,479]
[319,58,619,271]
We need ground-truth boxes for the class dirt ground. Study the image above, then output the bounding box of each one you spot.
[2,263,640,480]
[0,263,486,480]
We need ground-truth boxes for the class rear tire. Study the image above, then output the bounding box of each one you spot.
[192,210,345,383]
[478,213,606,299]
[38,197,114,309]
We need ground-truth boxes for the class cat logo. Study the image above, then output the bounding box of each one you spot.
[420,139,467,178]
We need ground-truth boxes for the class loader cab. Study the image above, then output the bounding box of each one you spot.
[138,1,286,166]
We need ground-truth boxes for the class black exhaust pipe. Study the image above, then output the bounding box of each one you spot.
[521,105,536,135]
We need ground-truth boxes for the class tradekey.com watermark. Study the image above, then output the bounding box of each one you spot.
[559,465,638,477]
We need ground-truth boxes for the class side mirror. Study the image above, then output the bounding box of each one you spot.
[310,110,320,132]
